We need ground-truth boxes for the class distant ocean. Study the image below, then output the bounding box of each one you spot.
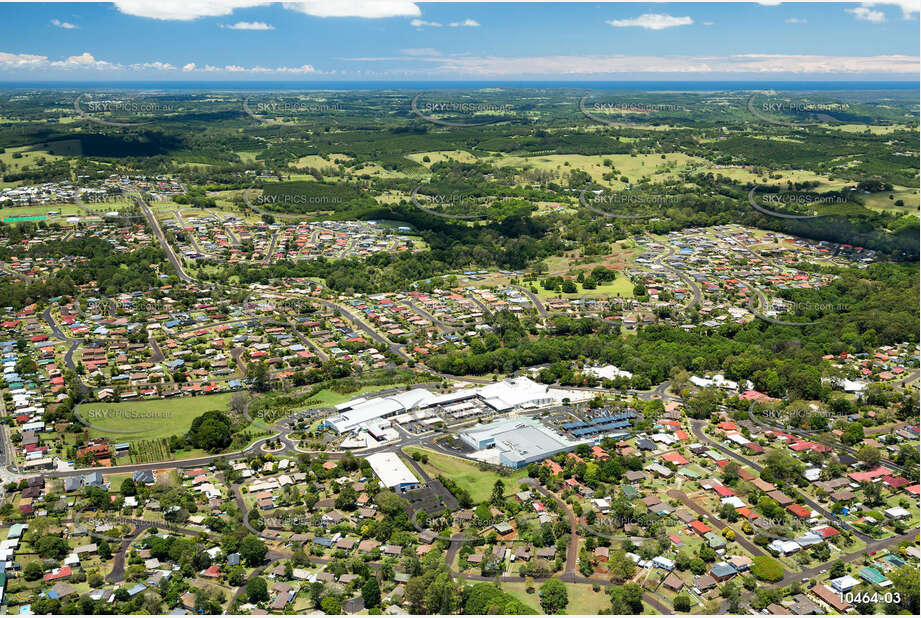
[0,80,917,92]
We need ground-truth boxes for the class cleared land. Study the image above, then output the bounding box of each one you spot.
[81,392,234,441]
[402,445,529,503]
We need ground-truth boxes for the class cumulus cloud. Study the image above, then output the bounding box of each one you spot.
[410,19,441,27]
[113,0,421,20]
[864,1,920,19]
[449,19,480,27]
[0,50,318,75]
[847,6,887,22]
[51,19,78,29]
[606,14,694,30]
[0,51,119,71]
[222,21,274,29]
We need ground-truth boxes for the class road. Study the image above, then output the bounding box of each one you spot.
[665,488,768,558]
[645,234,703,310]
[40,307,83,373]
[318,300,411,362]
[0,263,32,282]
[136,193,194,283]
[688,419,870,541]
[512,285,548,317]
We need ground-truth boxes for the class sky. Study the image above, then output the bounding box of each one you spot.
[0,1,918,81]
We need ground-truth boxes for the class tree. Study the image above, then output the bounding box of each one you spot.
[856,444,881,468]
[336,484,357,510]
[246,577,269,603]
[120,478,137,496]
[251,361,271,392]
[35,535,69,559]
[239,534,268,567]
[539,578,568,614]
[491,479,505,506]
[97,538,112,561]
[841,422,864,446]
[674,594,691,612]
[186,410,233,452]
[24,561,44,581]
[321,597,342,614]
[751,556,784,582]
[362,577,381,608]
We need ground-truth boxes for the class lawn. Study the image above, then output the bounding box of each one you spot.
[82,392,235,441]
[534,275,635,300]
[501,581,615,614]
[0,204,84,219]
[401,446,529,503]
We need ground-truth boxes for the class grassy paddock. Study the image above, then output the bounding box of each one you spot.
[82,392,234,441]
[402,446,529,503]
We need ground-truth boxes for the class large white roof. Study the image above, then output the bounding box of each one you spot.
[365,451,418,488]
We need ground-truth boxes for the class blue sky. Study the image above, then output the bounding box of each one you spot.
[0,1,918,80]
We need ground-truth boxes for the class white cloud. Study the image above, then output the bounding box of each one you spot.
[410,19,442,27]
[401,48,441,56]
[222,21,274,30]
[847,6,887,22]
[785,17,807,23]
[113,0,420,20]
[864,1,920,19]
[348,52,918,77]
[129,61,176,70]
[0,50,319,75]
[0,51,52,69]
[51,19,78,29]
[113,0,271,21]
[285,1,420,19]
[51,52,120,70]
[449,19,480,27]
[606,14,693,30]
[702,21,714,26]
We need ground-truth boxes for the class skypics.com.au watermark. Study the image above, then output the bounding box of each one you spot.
[410,185,488,220]
[243,97,343,126]
[578,189,666,220]
[74,93,174,127]
[411,93,519,127]
[762,193,848,206]
[747,94,849,128]
[747,186,842,221]
[74,191,146,221]
[580,94,680,126]
[243,184,342,220]
[752,298,850,327]
[251,193,343,206]
[591,103,680,113]
[74,400,173,435]
[81,408,171,421]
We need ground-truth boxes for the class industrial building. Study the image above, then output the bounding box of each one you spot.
[327,377,588,434]
[460,418,576,469]
[364,452,420,494]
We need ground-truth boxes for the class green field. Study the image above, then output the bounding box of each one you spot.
[81,392,235,440]
[535,276,635,300]
[501,581,621,614]
[402,446,529,503]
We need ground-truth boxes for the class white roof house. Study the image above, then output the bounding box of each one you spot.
[830,575,860,593]
[768,539,801,555]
